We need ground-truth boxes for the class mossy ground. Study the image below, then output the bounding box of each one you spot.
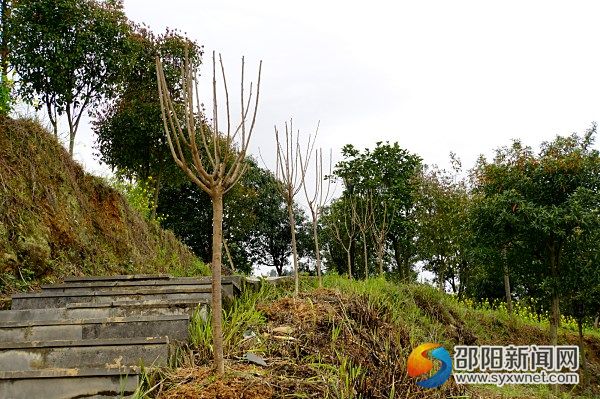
[137,276,600,399]
[0,117,208,301]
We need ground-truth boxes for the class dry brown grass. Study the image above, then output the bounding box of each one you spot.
[156,288,465,399]
[155,365,274,399]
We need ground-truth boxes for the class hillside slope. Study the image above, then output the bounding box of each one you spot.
[0,117,205,299]
[146,276,600,399]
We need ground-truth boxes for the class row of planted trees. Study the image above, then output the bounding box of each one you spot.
[321,134,600,388]
[325,134,600,327]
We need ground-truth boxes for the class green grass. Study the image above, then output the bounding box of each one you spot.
[318,275,600,398]
[189,283,278,359]
[139,275,600,398]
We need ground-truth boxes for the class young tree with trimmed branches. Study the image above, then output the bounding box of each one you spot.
[274,120,315,295]
[301,148,333,287]
[156,49,262,374]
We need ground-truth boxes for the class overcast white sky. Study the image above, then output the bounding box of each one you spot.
[70,0,600,178]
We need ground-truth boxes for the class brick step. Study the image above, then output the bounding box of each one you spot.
[0,273,250,398]
[53,275,243,296]
[41,278,208,290]
[39,280,239,298]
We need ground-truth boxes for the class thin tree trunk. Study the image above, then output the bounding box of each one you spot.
[392,237,404,280]
[403,258,410,282]
[594,315,599,330]
[550,293,560,345]
[377,246,384,276]
[288,202,300,296]
[46,102,58,138]
[503,263,513,314]
[211,193,224,375]
[350,238,357,279]
[69,131,75,156]
[150,169,162,220]
[51,119,58,138]
[549,243,560,346]
[223,239,235,272]
[577,317,589,391]
[458,259,467,300]
[438,260,445,292]
[66,106,75,156]
[312,218,322,287]
[502,247,513,314]
[450,275,458,294]
[362,231,368,279]
[346,249,352,279]
[374,232,385,276]
[275,261,283,277]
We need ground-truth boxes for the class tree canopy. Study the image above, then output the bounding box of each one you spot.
[9,0,134,154]
[331,141,422,279]
[93,27,201,216]
[472,125,600,344]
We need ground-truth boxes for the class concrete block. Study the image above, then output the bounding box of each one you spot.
[41,278,208,291]
[64,274,172,282]
[0,314,190,342]
[0,337,169,372]
[0,301,205,323]
[0,368,140,399]
[11,287,213,309]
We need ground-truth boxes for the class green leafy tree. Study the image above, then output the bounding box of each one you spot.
[242,162,311,276]
[254,202,311,277]
[9,0,134,155]
[93,27,201,217]
[469,187,539,312]
[333,142,421,279]
[157,182,212,260]
[472,126,600,345]
[415,157,472,293]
